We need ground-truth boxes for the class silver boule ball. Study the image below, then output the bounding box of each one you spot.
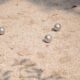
[0,27,5,35]
[43,34,52,43]
[52,23,61,31]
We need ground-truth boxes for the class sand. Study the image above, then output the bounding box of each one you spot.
[0,0,80,80]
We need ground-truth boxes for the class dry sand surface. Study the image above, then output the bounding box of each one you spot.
[0,0,80,80]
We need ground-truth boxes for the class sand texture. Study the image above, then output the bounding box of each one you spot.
[0,0,80,80]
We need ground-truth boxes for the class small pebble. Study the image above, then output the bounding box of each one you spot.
[72,5,77,8]
[52,23,61,31]
[43,34,52,43]
[0,27,5,35]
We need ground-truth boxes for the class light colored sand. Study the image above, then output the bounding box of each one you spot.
[0,0,80,80]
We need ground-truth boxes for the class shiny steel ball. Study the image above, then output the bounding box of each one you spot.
[43,34,52,43]
[0,27,5,35]
[52,23,61,31]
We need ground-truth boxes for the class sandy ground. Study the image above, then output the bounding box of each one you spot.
[0,0,80,80]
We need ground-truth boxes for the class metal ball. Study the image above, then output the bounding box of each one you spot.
[43,34,52,43]
[52,23,61,31]
[0,27,5,35]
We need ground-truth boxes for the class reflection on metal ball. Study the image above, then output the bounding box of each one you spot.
[0,27,5,35]
[43,34,52,43]
[52,23,61,31]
